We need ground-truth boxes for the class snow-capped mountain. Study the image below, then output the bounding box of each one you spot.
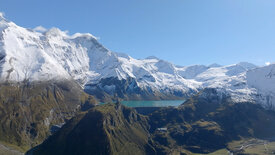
[0,15,200,95]
[0,14,274,109]
[247,64,275,109]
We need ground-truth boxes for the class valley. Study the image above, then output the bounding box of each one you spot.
[26,89,275,155]
[227,138,275,155]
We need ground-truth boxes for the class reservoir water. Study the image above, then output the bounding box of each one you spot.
[100,100,185,107]
[122,100,185,107]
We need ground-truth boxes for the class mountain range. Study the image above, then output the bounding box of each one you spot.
[0,14,274,109]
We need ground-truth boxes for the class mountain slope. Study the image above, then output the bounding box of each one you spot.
[247,64,275,109]
[27,103,156,155]
[28,90,275,154]
[0,17,71,82]
[0,80,96,152]
[148,88,275,154]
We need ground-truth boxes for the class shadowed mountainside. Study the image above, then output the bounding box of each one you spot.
[149,88,275,154]
[0,80,96,152]
[27,88,275,155]
[27,103,156,155]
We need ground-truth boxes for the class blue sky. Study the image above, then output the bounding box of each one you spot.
[0,0,275,66]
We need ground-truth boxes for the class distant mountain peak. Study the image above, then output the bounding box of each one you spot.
[236,62,257,70]
[71,32,98,40]
[145,56,159,60]
[208,63,221,68]
[45,27,68,37]
[33,26,47,33]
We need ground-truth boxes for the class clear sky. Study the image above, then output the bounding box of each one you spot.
[0,0,275,66]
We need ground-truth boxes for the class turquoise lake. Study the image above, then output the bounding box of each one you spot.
[100,100,185,107]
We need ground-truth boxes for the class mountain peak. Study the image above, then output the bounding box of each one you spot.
[33,26,47,33]
[237,62,257,70]
[145,56,159,60]
[71,32,97,40]
[208,63,221,68]
[45,27,68,37]
[0,13,13,32]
